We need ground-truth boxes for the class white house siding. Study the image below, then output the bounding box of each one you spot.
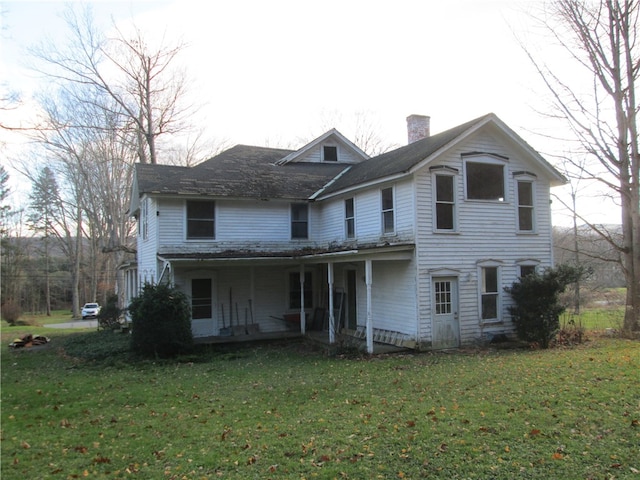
[157,198,317,254]
[347,178,415,245]
[295,142,363,164]
[137,196,159,285]
[353,259,417,336]
[414,130,556,346]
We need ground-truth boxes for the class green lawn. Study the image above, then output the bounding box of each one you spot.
[1,329,638,479]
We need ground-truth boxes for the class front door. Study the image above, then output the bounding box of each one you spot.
[432,277,460,349]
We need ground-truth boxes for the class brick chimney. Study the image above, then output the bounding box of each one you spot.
[406,114,430,144]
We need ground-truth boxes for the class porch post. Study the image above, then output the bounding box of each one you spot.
[299,265,306,334]
[365,259,373,354]
[328,262,335,344]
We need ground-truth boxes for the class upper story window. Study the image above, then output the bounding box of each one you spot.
[291,203,309,239]
[323,145,338,162]
[517,180,535,231]
[464,153,508,202]
[432,167,457,231]
[187,200,215,239]
[381,187,395,234]
[345,197,355,239]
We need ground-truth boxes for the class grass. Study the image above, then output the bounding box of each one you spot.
[1,327,639,479]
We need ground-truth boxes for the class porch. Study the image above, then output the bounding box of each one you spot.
[193,328,410,355]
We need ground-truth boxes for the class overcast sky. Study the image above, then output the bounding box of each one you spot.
[0,0,620,226]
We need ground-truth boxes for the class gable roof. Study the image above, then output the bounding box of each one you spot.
[133,145,348,201]
[275,128,369,165]
[316,113,566,198]
[131,113,566,209]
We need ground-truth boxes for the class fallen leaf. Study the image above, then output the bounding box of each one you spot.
[552,452,563,460]
[530,429,541,436]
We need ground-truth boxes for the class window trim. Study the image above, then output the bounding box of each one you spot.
[291,203,309,239]
[381,186,395,235]
[344,197,355,240]
[186,200,216,240]
[463,153,508,203]
[514,174,537,233]
[432,169,458,232]
[477,260,503,324]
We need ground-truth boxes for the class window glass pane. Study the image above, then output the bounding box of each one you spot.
[436,175,454,202]
[191,278,212,319]
[323,146,338,161]
[520,265,536,277]
[481,294,498,319]
[291,204,308,239]
[381,188,393,210]
[518,182,533,206]
[483,267,498,293]
[519,207,533,231]
[436,203,454,230]
[187,201,215,239]
[346,218,355,238]
[466,162,504,200]
[383,211,394,233]
[345,198,354,218]
[435,281,452,315]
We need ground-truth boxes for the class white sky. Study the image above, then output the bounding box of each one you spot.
[0,0,623,227]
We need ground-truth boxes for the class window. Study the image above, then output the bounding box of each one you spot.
[289,271,312,309]
[141,198,148,240]
[191,279,212,319]
[291,203,308,239]
[187,201,215,239]
[435,174,455,230]
[519,265,536,278]
[434,280,452,315]
[323,145,338,162]
[481,266,500,321]
[381,187,395,234]
[345,198,355,239]
[466,161,505,201]
[517,180,534,231]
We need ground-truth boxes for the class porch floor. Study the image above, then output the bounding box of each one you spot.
[193,329,409,355]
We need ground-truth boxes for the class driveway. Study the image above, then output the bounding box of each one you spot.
[49,320,98,329]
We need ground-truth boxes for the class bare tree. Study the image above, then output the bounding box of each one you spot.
[28,4,194,165]
[525,0,639,333]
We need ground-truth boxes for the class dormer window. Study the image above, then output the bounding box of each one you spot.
[323,145,338,162]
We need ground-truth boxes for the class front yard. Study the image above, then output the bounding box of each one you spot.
[1,325,638,479]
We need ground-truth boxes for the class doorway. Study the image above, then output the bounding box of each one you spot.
[431,277,460,349]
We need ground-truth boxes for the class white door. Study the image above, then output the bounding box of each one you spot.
[432,277,460,349]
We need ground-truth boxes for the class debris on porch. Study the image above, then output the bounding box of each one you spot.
[350,327,417,349]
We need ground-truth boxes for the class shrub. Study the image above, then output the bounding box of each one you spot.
[97,293,122,330]
[505,264,583,348]
[1,301,22,326]
[128,283,193,358]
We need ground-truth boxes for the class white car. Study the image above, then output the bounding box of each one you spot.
[81,303,101,320]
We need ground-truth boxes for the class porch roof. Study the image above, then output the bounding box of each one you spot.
[157,242,415,265]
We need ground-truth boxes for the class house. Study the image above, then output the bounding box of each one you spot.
[125,113,566,353]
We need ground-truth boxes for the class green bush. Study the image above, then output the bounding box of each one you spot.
[505,264,583,348]
[128,283,193,358]
[97,293,122,330]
